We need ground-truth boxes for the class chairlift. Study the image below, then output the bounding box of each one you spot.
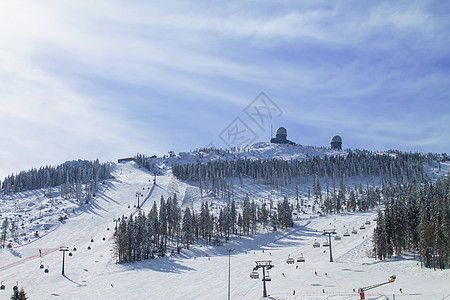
[334,235,341,241]
[88,245,91,250]
[73,247,77,252]
[91,238,94,243]
[286,255,294,264]
[40,261,44,269]
[343,231,350,237]
[360,225,366,230]
[297,253,305,262]
[262,271,271,282]
[69,252,73,257]
[0,281,5,290]
[365,220,371,225]
[351,228,358,234]
[250,271,259,279]
[313,240,320,248]
[44,266,49,273]
[323,240,330,247]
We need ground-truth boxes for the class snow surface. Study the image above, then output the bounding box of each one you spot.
[0,144,449,299]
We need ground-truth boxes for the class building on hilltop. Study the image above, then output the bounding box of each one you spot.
[270,127,295,144]
[330,135,342,150]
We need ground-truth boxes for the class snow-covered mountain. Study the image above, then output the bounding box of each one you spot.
[0,143,449,299]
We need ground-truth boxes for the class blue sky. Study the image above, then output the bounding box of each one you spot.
[0,0,449,178]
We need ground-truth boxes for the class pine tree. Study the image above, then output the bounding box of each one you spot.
[242,194,251,235]
[1,218,9,248]
[182,207,194,247]
[11,287,28,300]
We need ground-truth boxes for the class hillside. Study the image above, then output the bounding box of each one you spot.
[0,143,449,299]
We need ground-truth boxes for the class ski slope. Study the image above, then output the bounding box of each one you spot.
[0,161,449,299]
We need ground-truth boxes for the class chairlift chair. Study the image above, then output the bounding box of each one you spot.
[365,220,371,225]
[262,271,271,282]
[343,231,350,237]
[40,261,44,269]
[297,253,305,262]
[69,252,73,257]
[0,281,5,290]
[44,266,49,273]
[323,240,330,247]
[286,256,294,264]
[351,228,358,234]
[360,225,366,230]
[313,240,320,248]
[334,235,341,240]
[250,271,259,279]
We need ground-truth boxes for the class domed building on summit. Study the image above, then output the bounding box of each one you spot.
[330,135,342,150]
[270,127,295,144]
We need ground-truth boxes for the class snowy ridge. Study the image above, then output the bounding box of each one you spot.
[172,142,346,165]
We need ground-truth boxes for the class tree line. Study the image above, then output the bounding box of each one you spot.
[114,194,293,263]
[373,177,449,270]
[0,159,112,197]
[169,150,428,198]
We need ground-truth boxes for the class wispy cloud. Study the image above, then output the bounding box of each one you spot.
[0,0,449,178]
